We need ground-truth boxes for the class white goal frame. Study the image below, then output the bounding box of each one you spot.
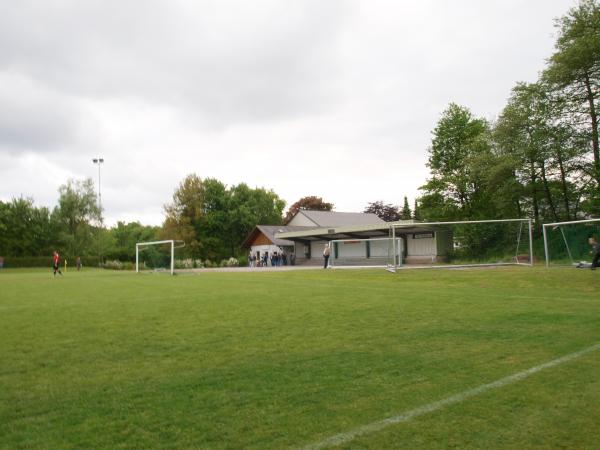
[329,236,403,269]
[542,218,600,267]
[135,239,184,275]
[387,218,533,272]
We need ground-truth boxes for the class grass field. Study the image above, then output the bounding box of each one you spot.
[1,266,599,449]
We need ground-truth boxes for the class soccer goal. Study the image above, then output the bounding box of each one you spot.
[542,218,600,267]
[135,240,185,275]
[329,236,403,270]
[385,218,533,271]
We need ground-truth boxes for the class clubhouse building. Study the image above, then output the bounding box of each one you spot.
[242,210,452,266]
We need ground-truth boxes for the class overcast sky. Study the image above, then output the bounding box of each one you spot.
[0,0,575,226]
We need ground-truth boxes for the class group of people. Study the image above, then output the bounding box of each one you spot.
[248,250,290,268]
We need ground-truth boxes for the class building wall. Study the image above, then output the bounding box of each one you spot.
[251,233,273,246]
[407,233,436,256]
[336,241,364,258]
[311,241,328,259]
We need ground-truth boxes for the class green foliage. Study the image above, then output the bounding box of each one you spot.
[420,104,493,220]
[401,196,412,220]
[106,221,161,261]
[0,198,56,257]
[545,0,600,199]
[162,174,285,261]
[53,178,101,257]
[0,255,101,268]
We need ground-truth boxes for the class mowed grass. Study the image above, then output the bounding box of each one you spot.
[1,266,599,449]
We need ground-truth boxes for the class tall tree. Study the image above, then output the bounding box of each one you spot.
[545,0,600,188]
[163,174,285,260]
[53,178,101,257]
[412,199,421,221]
[400,197,412,220]
[162,174,205,258]
[420,103,492,220]
[284,196,333,224]
[494,82,587,223]
[363,201,400,222]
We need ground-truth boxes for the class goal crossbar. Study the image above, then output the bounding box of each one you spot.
[387,218,533,272]
[135,239,184,275]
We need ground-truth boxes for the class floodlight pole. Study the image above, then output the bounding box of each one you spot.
[92,157,104,221]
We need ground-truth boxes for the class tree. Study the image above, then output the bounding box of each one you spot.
[0,198,55,257]
[284,196,333,224]
[363,201,400,222]
[163,174,286,260]
[545,0,600,188]
[494,82,587,223]
[400,197,412,220]
[162,174,204,258]
[413,199,421,221]
[108,221,160,261]
[420,104,493,220]
[225,183,285,256]
[53,178,101,257]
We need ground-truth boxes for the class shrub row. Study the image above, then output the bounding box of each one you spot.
[0,256,102,268]
[0,256,244,270]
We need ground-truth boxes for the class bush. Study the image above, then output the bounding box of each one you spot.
[194,259,204,268]
[219,259,229,267]
[174,258,194,269]
[102,260,123,270]
[204,259,214,268]
[227,257,239,267]
[102,260,134,271]
[238,256,248,267]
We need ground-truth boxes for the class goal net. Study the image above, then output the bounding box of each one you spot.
[542,218,600,267]
[329,237,403,269]
[135,240,185,275]
[385,218,533,271]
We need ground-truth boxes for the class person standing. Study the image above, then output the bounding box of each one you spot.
[52,251,63,277]
[323,243,331,269]
[590,237,600,270]
[76,256,82,271]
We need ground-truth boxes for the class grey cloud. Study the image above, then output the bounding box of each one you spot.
[0,0,351,127]
[0,73,83,152]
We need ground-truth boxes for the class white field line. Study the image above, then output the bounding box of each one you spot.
[298,342,600,450]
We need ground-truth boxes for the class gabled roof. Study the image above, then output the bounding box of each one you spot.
[241,225,308,248]
[296,210,385,227]
[275,219,429,242]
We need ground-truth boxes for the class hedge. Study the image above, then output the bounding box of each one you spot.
[0,256,102,269]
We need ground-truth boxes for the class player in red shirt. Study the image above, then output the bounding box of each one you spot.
[53,250,63,277]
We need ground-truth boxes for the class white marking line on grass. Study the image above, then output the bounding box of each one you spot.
[298,342,600,450]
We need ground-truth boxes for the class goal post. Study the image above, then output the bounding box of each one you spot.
[542,218,600,267]
[387,218,533,271]
[329,236,403,269]
[135,240,185,275]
